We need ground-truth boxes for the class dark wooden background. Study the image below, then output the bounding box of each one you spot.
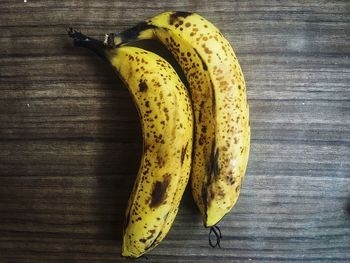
[0,1,349,262]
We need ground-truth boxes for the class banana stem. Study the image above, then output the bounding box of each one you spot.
[67,28,107,60]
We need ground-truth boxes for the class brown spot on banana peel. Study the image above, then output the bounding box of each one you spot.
[139,238,147,243]
[209,189,215,201]
[226,174,235,185]
[218,188,225,198]
[198,111,203,123]
[180,142,188,166]
[139,80,148,92]
[156,154,166,168]
[150,174,171,208]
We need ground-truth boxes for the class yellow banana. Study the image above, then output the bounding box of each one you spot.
[68,29,193,258]
[106,11,250,228]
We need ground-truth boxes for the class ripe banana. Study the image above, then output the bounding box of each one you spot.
[105,11,250,228]
[68,29,193,258]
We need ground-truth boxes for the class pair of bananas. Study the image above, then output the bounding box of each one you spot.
[69,11,250,258]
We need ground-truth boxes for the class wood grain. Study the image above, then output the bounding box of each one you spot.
[0,0,349,262]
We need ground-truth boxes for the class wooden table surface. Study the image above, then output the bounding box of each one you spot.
[1,1,349,262]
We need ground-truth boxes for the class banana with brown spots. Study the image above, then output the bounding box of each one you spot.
[68,29,193,258]
[105,11,250,228]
